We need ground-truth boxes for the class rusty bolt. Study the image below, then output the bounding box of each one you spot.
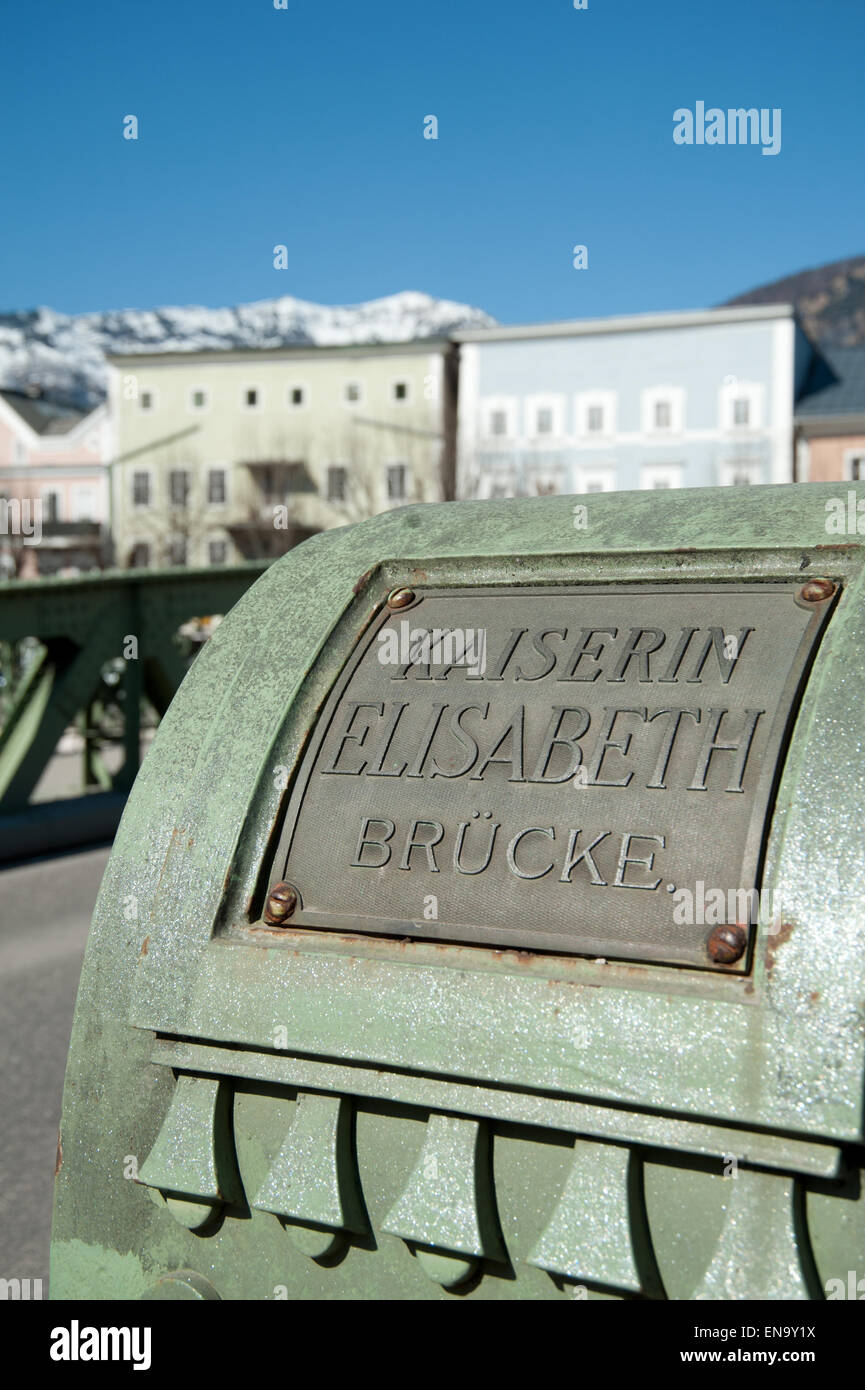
[798,578,835,604]
[707,922,747,965]
[262,881,297,926]
[386,586,416,610]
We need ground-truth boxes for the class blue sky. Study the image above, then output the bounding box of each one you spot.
[2,0,863,323]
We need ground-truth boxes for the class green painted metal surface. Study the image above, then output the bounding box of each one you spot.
[0,562,267,855]
[51,486,865,1298]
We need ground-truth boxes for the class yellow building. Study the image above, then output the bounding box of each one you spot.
[106,340,457,568]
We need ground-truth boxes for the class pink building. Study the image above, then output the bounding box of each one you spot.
[795,346,865,483]
[0,387,110,578]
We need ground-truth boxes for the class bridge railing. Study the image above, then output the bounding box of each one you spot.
[0,562,269,859]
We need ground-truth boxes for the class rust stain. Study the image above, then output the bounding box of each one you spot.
[765,920,796,972]
[54,1134,63,1177]
[188,837,194,849]
[140,936,150,957]
[809,990,821,1005]
[353,567,377,596]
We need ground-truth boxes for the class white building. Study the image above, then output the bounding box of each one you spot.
[454,305,815,498]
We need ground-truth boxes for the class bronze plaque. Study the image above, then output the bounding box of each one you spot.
[273,583,833,968]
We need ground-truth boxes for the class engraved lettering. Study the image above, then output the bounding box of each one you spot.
[453,818,500,874]
[608,628,666,683]
[470,705,526,781]
[323,702,384,775]
[351,817,395,866]
[486,627,527,681]
[405,701,448,778]
[507,827,556,879]
[398,820,444,871]
[430,702,488,778]
[514,629,567,681]
[688,708,763,792]
[685,627,753,683]
[613,833,665,889]
[529,706,591,782]
[366,701,410,777]
[585,707,646,786]
[657,627,698,683]
[559,830,611,884]
[558,628,618,681]
[646,707,701,789]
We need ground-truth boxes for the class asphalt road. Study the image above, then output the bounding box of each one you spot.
[0,844,110,1289]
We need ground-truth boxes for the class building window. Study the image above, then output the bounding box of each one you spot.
[719,461,763,486]
[71,487,97,521]
[169,470,190,507]
[643,387,684,435]
[13,439,27,464]
[392,380,409,402]
[167,537,188,566]
[288,385,306,408]
[189,389,209,412]
[208,539,228,565]
[139,391,154,412]
[207,468,227,505]
[344,381,362,404]
[525,394,564,439]
[641,463,683,490]
[43,491,60,522]
[720,381,762,431]
[577,467,615,493]
[132,471,151,507]
[327,466,347,502]
[576,391,616,438]
[387,464,407,500]
[482,397,517,438]
[244,387,260,409]
[129,542,151,568]
[846,455,865,481]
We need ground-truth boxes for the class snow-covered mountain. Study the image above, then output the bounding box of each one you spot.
[0,290,496,410]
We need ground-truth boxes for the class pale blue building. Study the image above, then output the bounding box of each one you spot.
[454,306,815,498]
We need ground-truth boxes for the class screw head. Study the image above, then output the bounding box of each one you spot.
[262,881,298,926]
[707,922,747,965]
[386,586,416,610]
[798,578,835,604]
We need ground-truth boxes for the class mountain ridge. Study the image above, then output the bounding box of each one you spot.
[723,254,865,347]
[0,290,497,410]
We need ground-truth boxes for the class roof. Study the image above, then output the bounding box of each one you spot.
[451,303,796,344]
[0,389,88,436]
[105,337,453,367]
[795,345,865,418]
